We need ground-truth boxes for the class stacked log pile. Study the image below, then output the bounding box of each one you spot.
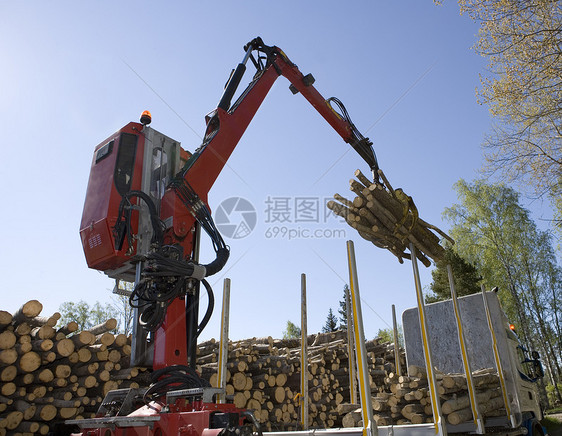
[196,330,405,431]
[342,365,505,427]
[197,332,505,430]
[1,301,508,433]
[327,169,453,267]
[0,300,147,435]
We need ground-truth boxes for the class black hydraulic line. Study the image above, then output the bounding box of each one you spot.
[197,279,214,338]
[241,411,263,436]
[326,97,379,174]
[186,222,201,369]
[218,63,247,111]
[114,190,165,248]
[144,365,210,403]
[185,285,200,370]
[218,44,255,111]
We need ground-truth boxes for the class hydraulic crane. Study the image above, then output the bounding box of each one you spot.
[75,37,378,436]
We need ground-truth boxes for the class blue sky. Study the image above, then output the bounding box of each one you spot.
[1,2,554,341]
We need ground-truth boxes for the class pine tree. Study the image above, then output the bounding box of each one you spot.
[322,308,338,333]
[426,245,482,303]
[338,285,350,329]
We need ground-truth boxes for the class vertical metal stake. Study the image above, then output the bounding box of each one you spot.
[392,305,401,377]
[217,278,231,404]
[346,286,358,405]
[447,265,484,433]
[300,274,309,430]
[346,241,376,436]
[410,243,446,436]
[481,285,516,428]
[131,262,150,367]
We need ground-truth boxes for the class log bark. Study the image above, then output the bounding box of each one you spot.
[56,322,78,337]
[85,319,117,336]
[12,301,43,325]
[447,395,505,425]
[441,389,496,415]
[70,331,95,347]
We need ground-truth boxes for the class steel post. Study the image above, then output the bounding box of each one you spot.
[448,265,484,433]
[346,286,358,405]
[392,304,402,377]
[301,273,309,430]
[217,278,231,404]
[346,241,376,436]
[130,261,150,367]
[481,285,516,428]
[410,243,446,436]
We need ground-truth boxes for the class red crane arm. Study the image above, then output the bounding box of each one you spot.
[140,38,378,370]
[161,37,378,241]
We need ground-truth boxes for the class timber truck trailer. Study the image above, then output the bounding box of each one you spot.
[71,37,545,436]
[402,290,545,436]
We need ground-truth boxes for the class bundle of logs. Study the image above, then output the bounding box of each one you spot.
[0,300,147,435]
[341,365,505,427]
[327,169,454,267]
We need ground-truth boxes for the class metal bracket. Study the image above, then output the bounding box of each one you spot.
[166,387,224,404]
[97,388,147,417]
[66,415,160,430]
[112,279,133,297]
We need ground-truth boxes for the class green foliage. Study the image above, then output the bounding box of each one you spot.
[426,245,482,303]
[58,300,119,332]
[283,320,301,339]
[546,383,562,408]
[322,308,338,333]
[338,285,350,330]
[458,0,562,234]
[376,326,404,348]
[541,416,562,435]
[444,179,562,404]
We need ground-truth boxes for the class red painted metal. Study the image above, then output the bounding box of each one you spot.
[152,297,190,370]
[75,402,244,436]
[153,47,365,372]
[79,39,371,435]
[81,41,365,377]
[161,49,357,244]
[80,122,145,272]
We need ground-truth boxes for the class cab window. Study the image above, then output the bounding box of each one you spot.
[114,133,138,196]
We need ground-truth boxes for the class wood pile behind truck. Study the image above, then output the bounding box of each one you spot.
[1,301,507,433]
[196,330,405,431]
[197,333,506,430]
[0,300,148,435]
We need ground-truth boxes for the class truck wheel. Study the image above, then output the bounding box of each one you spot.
[532,422,544,436]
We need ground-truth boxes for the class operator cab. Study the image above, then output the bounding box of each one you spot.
[80,117,189,282]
